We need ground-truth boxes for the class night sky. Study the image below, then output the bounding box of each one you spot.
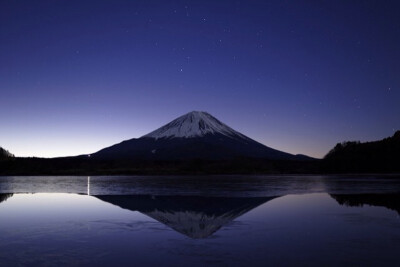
[1,0,399,158]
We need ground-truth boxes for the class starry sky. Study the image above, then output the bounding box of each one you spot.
[1,0,399,158]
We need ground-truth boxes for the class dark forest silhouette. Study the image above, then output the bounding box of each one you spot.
[323,131,400,173]
[0,147,13,160]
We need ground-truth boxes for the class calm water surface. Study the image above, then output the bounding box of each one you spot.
[0,175,399,266]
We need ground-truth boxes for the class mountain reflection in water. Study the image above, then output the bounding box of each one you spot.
[1,190,400,266]
[0,193,273,239]
[2,192,399,239]
[95,195,274,238]
[0,193,13,203]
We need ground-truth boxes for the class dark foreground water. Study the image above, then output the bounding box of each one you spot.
[0,175,399,266]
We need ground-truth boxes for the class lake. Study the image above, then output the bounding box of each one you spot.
[0,175,399,266]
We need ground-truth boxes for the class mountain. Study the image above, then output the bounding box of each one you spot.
[91,111,306,161]
[323,131,400,173]
[95,195,274,238]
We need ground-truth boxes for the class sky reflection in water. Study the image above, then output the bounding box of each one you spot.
[0,179,399,267]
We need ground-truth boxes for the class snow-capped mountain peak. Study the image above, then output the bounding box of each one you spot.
[93,110,299,160]
[142,111,245,139]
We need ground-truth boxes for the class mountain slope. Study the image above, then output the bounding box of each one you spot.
[92,111,304,161]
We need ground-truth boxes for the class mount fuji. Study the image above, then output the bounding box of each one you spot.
[91,111,307,161]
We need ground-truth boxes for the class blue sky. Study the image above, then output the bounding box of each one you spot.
[1,0,399,158]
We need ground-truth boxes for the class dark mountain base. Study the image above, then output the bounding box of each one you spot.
[0,157,321,175]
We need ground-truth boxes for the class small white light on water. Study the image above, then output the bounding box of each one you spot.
[87,176,91,196]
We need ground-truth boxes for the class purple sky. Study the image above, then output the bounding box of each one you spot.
[1,0,399,158]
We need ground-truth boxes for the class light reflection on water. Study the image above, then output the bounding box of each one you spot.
[0,176,399,266]
[1,175,400,196]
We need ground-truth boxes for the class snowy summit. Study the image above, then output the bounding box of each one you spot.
[142,111,245,139]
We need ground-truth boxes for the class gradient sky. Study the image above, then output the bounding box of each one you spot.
[1,0,399,158]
